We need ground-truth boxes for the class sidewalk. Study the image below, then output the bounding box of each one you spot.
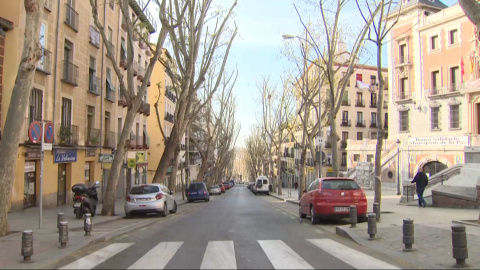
[0,192,187,269]
[269,187,480,269]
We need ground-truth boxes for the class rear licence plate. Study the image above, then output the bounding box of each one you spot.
[191,192,197,195]
[334,207,350,212]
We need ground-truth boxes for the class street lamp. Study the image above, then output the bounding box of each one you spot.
[282,33,323,179]
[396,138,401,195]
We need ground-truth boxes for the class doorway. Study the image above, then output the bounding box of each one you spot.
[422,161,448,177]
[24,162,37,208]
[58,163,67,206]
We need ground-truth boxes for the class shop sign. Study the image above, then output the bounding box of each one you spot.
[25,148,41,160]
[25,162,36,173]
[86,149,96,157]
[99,154,114,163]
[407,136,469,146]
[136,151,146,163]
[127,158,136,168]
[103,163,112,169]
[54,149,77,163]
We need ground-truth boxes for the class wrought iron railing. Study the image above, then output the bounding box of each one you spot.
[85,128,100,146]
[37,47,52,74]
[62,60,79,86]
[59,124,79,145]
[64,3,79,31]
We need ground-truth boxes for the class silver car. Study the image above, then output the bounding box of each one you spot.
[209,185,222,195]
[125,184,177,218]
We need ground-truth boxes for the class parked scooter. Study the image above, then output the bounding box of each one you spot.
[72,181,99,219]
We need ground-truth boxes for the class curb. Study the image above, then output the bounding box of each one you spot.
[452,219,480,227]
[268,193,299,205]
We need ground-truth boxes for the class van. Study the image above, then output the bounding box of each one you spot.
[254,176,269,195]
[187,182,210,203]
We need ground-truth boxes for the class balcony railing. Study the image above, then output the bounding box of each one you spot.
[340,140,347,149]
[166,88,177,102]
[106,86,115,102]
[356,120,366,127]
[370,121,377,128]
[165,112,175,123]
[449,83,460,92]
[340,119,351,127]
[88,74,101,95]
[62,60,79,86]
[127,135,136,149]
[64,3,79,32]
[395,55,413,66]
[89,26,100,48]
[85,128,100,146]
[136,136,144,149]
[370,101,377,108]
[44,0,52,11]
[355,99,365,107]
[103,131,116,148]
[396,90,412,101]
[59,124,79,146]
[341,99,350,106]
[137,66,145,81]
[36,47,52,75]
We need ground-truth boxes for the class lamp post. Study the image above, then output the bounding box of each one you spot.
[396,139,401,195]
[282,33,323,179]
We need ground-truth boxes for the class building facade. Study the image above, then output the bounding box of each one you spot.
[1,0,155,211]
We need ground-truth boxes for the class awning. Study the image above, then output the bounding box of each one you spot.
[356,80,370,90]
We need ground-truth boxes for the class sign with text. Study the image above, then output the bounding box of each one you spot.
[54,149,77,163]
[407,136,469,146]
[99,154,114,163]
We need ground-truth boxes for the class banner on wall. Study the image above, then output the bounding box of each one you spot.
[407,136,469,146]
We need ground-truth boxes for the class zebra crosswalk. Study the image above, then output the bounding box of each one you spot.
[58,238,400,269]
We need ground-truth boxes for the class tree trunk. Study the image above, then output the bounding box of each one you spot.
[0,0,44,236]
[276,143,283,195]
[197,151,209,183]
[168,147,180,192]
[329,88,339,177]
[374,42,385,205]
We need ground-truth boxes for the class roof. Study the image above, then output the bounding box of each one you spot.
[389,0,448,14]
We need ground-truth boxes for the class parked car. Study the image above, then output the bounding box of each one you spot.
[187,182,210,202]
[223,183,230,190]
[125,184,177,218]
[219,183,226,193]
[247,182,255,190]
[209,185,222,195]
[229,180,235,187]
[253,176,270,195]
[299,177,367,224]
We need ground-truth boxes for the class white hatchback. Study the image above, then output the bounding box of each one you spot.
[125,184,177,218]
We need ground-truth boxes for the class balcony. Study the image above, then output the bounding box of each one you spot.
[44,0,52,11]
[340,140,347,149]
[130,0,157,33]
[143,102,150,116]
[59,124,79,146]
[355,99,365,107]
[105,40,114,55]
[62,60,79,86]
[119,51,127,69]
[85,128,100,146]
[165,112,175,123]
[166,88,177,103]
[370,101,377,108]
[449,83,461,92]
[127,135,136,149]
[64,3,79,32]
[356,120,366,127]
[383,101,388,109]
[370,121,377,128]
[394,55,413,66]
[88,75,101,95]
[118,91,127,107]
[137,66,145,81]
[136,136,144,149]
[103,131,116,148]
[341,99,350,106]
[139,39,147,50]
[394,90,412,103]
[36,47,52,75]
[89,26,101,48]
[106,85,115,102]
[340,119,351,127]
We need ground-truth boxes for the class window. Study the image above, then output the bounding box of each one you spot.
[108,27,113,43]
[450,66,459,91]
[342,91,349,104]
[89,56,97,93]
[371,132,377,139]
[431,71,440,94]
[431,107,440,130]
[109,0,114,10]
[138,54,141,65]
[449,29,458,45]
[371,93,377,107]
[367,155,374,162]
[357,112,363,125]
[85,162,91,182]
[399,111,409,132]
[341,152,347,166]
[342,111,348,121]
[104,111,111,145]
[63,39,77,85]
[399,78,408,99]
[431,35,438,50]
[87,106,94,136]
[38,23,47,71]
[118,117,122,141]
[28,89,43,123]
[357,132,363,140]
[370,75,376,85]
[399,44,406,63]
[61,98,72,127]
[120,38,126,61]
[353,154,360,161]
[136,123,140,146]
[356,92,363,106]
[450,104,460,129]
[371,112,377,125]
[342,132,348,141]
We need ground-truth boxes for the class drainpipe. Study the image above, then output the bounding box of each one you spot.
[53,0,61,129]
[99,0,106,202]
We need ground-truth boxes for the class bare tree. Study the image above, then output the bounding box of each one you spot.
[89,0,173,215]
[358,0,401,205]
[152,0,238,189]
[245,126,267,180]
[0,0,45,236]
[459,0,480,25]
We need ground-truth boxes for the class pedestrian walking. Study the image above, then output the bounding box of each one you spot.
[294,182,298,190]
[411,167,429,208]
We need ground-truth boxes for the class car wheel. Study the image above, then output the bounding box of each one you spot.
[188,200,193,203]
[299,206,306,219]
[169,201,177,214]
[159,203,168,217]
[206,198,210,202]
[310,206,319,225]
[125,212,132,219]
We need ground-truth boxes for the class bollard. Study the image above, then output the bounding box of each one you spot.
[349,205,357,228]
[452,225,468,267]
[59,221,68,248]
[367,213,377,240]
[21,230,33,262]
[373,202,380,221]
[402,218,414,252]
[57,213,65,230]
[84,213,92,236]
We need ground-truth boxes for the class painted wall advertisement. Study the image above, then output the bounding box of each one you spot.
[407,136,469,146]
[54,149,77,163]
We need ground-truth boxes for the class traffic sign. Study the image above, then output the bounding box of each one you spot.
[43,143,52,151]
[44,122,54,143]
[28,121,42,143]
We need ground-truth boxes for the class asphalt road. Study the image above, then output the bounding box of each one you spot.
[50,185,408,269]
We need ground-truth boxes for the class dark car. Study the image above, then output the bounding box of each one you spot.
[299,177,367,224]
[187,182,210,203]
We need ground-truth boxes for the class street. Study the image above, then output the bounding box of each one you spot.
[48,185,405,269]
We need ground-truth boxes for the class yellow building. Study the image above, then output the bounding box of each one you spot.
[1,0,155,212]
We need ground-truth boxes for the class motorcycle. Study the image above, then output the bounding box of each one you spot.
[72,181,99,219]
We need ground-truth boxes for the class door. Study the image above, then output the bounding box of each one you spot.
[24,162,37,208]
[58,164,67,206]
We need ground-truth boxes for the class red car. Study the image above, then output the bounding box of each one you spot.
[299,177,367,224]
[219,184,226,193]
[223,183,230,190]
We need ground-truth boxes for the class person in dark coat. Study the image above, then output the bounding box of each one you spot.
[411,167,429,207]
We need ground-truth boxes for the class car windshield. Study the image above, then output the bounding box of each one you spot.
[130,185,159,194]
[211,185,218,188]
[189,184,204,191]
[322,180,360,190]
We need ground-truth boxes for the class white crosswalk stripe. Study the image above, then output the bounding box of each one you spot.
[200,241,237,269]
[58,238,398,269]
[258,240,313,269]
[59,243,133,269]
[307,239,399,269]
[128,242,183,269]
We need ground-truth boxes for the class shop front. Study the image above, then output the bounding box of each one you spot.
[54,148,77,206]
[23,148,41,209]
